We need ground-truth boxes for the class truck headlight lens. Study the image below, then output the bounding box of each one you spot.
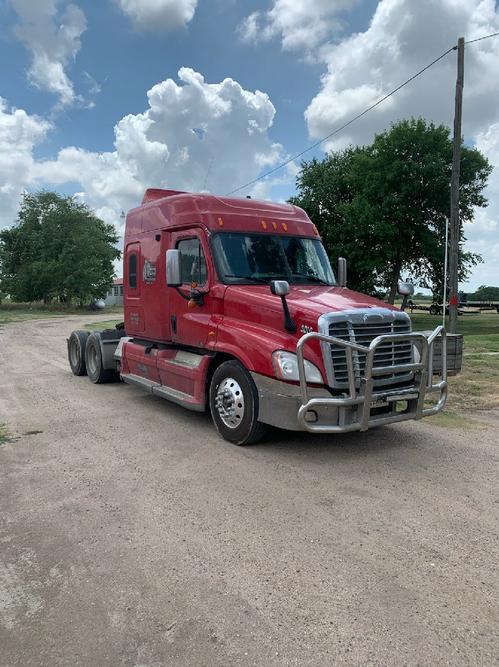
[272,350,323,384]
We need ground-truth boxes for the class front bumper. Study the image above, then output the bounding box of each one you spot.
[252,326,447,433]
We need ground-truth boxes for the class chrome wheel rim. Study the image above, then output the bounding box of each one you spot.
[215,377,245,429]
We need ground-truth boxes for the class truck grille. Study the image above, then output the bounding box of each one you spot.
[320,310,413,389]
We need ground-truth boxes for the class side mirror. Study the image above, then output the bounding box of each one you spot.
[270,280,290,297]
[397,281,414,296]
[166,249,181,287]
[270,280,296,333]
[337,257,347,287]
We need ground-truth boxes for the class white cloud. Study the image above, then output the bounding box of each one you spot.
[238,0,357,55]
[305,0,499,149]
[297,0,499,290]
[117,0,197,31]
[10,0,87,108]
[0,99,51,225]
[0,69,282,237]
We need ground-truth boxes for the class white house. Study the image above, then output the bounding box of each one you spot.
[104,278,124,306]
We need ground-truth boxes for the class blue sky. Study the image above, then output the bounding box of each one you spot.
[0,0,376,173]
[1,0,498,289]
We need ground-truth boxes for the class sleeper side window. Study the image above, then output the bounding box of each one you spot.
[177,238,207,286]
[128,253,137,289]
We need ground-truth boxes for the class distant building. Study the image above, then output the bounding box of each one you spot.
[104,278,124,306]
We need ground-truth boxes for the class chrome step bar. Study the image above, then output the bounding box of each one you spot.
[121,373,205,412]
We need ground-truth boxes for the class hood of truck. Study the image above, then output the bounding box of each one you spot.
[222,284,399,333]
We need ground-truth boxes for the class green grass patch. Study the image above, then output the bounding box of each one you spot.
[445,349,499,412]
[426,410,485,430]
[409,311,499,336]
[408,310,499,415]
[0,303,123,324]
[0,308,76,324]
[84,319,122,331]
[464,334,499,354]
[0,424,11,445]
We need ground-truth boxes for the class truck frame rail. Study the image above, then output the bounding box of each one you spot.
[296,326,447,433]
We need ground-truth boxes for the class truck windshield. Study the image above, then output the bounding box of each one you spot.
[212,232,336,285]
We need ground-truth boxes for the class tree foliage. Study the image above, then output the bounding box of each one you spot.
[469,285,499,301]
[290,118,492,301]
[0,191,120,304]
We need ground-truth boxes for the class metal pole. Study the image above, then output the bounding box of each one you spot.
[448,37,465,333]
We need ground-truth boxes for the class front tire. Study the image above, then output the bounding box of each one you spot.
[209,360,267,445]
[85,333,116,384]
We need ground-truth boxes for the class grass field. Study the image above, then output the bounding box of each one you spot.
[85,319,123,331]
[409,311,499,418]
[409,311,499,336]
[0,303,123,325]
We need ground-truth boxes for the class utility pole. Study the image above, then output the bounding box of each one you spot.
[448,37,465,333]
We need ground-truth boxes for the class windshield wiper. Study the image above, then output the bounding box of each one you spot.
[291,272,330,285]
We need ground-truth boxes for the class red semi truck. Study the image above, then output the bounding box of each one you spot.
[67,189,448,445]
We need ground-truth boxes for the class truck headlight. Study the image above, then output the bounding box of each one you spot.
[272,350,323,384]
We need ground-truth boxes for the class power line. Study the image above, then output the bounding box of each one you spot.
[465,30,499,45]
[227,29,499,197]
[226,45,456,195]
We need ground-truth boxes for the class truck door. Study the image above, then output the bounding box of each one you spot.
[169,230,214,349]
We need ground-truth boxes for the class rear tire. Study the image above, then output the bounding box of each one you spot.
[429,304,439,316]
[68,330,89,376]
[85,333,116,384]
[209,360,267,445]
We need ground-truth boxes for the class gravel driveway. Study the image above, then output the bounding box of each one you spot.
[0,315,498,666]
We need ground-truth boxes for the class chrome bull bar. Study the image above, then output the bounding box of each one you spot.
[296,326,447,433]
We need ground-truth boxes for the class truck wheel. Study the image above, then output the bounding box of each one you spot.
[68,330,89,376]
[209,360,267,445]
[429,305,438,315]
[85,333,116,384]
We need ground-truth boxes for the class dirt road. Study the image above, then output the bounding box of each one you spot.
[1,316,498,666]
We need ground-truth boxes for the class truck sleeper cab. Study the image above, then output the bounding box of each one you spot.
[67,189,448,445]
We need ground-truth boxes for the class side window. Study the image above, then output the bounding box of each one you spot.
[129,253,137,289]
[177,238,207,286]
[120,285,124,296]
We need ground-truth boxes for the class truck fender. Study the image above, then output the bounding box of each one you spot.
[209,343,255,375]
[91,329,128,370]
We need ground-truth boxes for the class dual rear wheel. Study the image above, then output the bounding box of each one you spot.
[68,331,116,384]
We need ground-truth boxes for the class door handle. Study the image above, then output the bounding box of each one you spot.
[170,315,177,334]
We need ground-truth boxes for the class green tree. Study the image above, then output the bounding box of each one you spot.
[470,285,499,301]
[291,118,492,301]
[289,147,376,292]
[0,191,120,305]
